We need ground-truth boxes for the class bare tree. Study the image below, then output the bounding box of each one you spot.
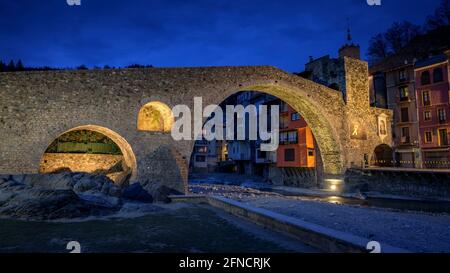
[425,0,450,30]
[367,34,389,64]
[384,21,422,53]
[367,21,421,64]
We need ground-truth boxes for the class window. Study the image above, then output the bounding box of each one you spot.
[195,155,206,162]
[424,111,432,121]
[438,129,448,146]
[399,70,407,81]
[284,149,295,161]
[291,112,301,121]
[399,86,409,101]
[438,108,447,123]
[424,131,433,143]
[288,131,298,144]
[401,127,410,144]
[308,149,314,157]
[433,68,444,83]
[422,91,431,106]
[401,107,409,122]
[421,71,431,85]
[280,132,288,144]
[280,101,288,112]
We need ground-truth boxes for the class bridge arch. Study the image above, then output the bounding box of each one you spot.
[194,83,344,176]
[39,125,138,183]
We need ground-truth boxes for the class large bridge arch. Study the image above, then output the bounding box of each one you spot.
[231,84,343,175]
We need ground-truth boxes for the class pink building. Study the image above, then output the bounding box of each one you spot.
[415,51,450,168]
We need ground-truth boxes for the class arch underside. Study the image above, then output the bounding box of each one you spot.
[41,125,138,182]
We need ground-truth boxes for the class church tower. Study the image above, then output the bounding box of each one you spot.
[339,23,361,60]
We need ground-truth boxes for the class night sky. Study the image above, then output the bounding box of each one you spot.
[0,0,442,72]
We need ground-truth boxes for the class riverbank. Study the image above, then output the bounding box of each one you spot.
[190,183,450,252]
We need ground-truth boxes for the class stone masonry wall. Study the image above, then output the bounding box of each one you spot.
[39,153,123,174]
[345,168,450,199]
[0,66,390,193]
[343,58,393,169]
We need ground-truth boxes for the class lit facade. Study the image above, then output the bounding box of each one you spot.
[415,53,450,168]
[277,102,315,168]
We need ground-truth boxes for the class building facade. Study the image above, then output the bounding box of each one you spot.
[415,52,450,168]
[277,102,315,168]
[369,57,421,167]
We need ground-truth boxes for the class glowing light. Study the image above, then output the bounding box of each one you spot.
[330,185,337,191]
[137,101,174,132]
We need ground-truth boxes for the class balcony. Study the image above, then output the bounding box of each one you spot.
[398,96,411,103]
[279,139,298,145]
[400,136,411,145]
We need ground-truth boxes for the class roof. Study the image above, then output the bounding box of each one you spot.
[369,26,450,74]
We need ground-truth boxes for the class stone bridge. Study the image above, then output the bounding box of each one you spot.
[0,57,392,193]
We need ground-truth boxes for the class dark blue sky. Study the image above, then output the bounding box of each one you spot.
[0,0,441,72]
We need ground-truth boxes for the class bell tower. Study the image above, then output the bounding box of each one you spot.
[339,21,361,60]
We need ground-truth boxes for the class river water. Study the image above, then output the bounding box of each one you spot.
[0,203,315,253]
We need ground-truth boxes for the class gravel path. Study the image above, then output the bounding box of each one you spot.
[190,183,450,252]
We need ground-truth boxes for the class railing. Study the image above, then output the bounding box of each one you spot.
[368,159,450,169]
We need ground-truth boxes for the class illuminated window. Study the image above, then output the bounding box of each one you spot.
[424,111,431,121]
[137,101,174,132]
[424,131,432,143]
[399,86,409,101]
[422,91,431,106]
[287,131,298,144]
[438,108,446,123]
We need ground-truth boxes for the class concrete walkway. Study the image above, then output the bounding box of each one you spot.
[189,183,450,252]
